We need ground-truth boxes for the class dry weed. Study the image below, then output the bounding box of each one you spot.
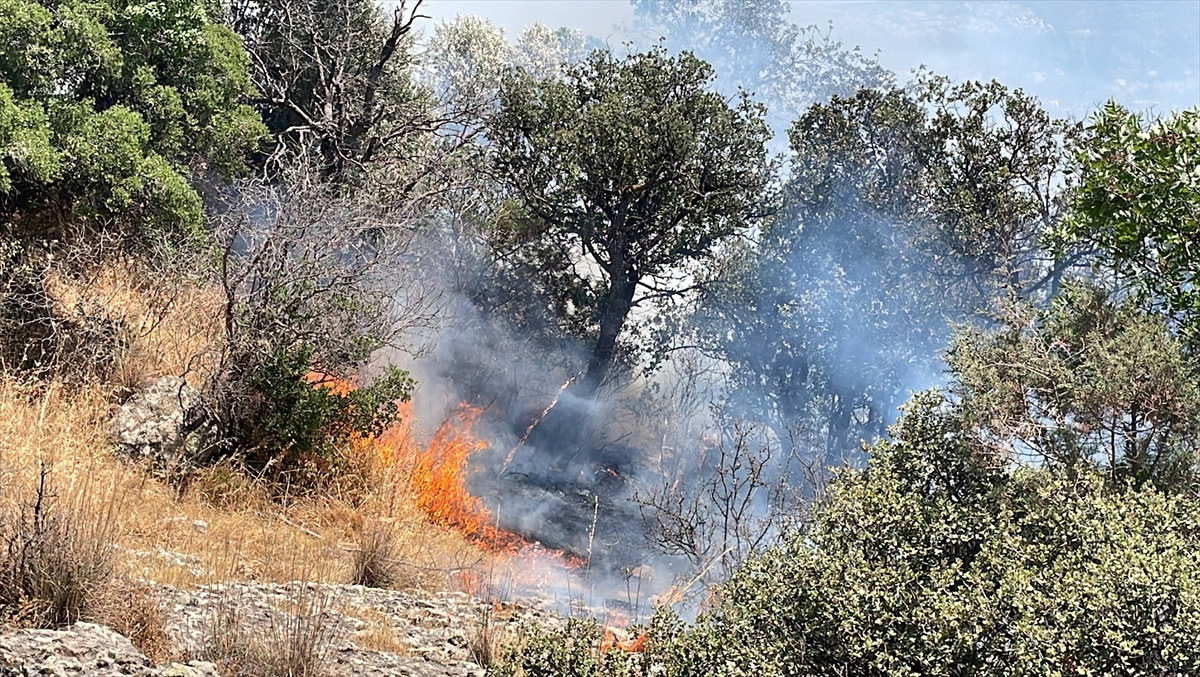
[197,583,339,677]
[344,605,408,654]
[94,578,173,663]
[468,603,505,668]
[0,465,116,628]
[350,520,399,589]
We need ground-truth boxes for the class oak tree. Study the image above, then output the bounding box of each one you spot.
[489,46,772,396]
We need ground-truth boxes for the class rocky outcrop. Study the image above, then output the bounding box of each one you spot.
[109,376,222,471]
[161,582,569,677]
[0,622,218,677]
[0,584,571,676]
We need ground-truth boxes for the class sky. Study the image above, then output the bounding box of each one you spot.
[421,0,1200,121]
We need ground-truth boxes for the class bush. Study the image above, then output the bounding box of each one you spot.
[237,344,413,477]
[0,467,115,628]
[205,171,427,488]
[705,392,1200,676]
[503,392,1200,676]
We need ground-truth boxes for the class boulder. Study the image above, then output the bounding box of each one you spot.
[0,622,219,677]
[109,376,222,471]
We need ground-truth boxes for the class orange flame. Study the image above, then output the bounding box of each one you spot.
[316,376,600,613]
[601,628,649,653]
[357,403,525,552]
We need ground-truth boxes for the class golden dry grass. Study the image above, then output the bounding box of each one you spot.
[344,605,410,654]
[0,258,491,599]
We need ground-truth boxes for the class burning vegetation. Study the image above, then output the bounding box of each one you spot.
[2,0,1199,672]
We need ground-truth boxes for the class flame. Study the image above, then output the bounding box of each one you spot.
[356,403,525,552]
[601,628,649,653]
[313,375,618,622]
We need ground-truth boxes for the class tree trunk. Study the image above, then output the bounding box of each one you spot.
[579,270,638,396]
[521,266,638,468]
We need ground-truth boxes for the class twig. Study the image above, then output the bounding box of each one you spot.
[277,514,323,540]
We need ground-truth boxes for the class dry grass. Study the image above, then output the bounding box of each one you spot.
[468,603,505,668]
[0,464,115,628]
[196,583,338,677]
[44,257,223,393]
[0,257,491,601]
[345,605,409,654]
[349,520,400,589]
[95,579,173,663]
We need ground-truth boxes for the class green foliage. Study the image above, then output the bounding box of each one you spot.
[706,393,1200,676]
[695,76,1077,455]
[496,618,657,677]
[949,283,1200,489]
[241,344,413,471]
[1056,103,1200,340]
[0,0,265,236]
[490,46,772,392]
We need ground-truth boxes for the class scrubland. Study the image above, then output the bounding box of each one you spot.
[0,259,492,660]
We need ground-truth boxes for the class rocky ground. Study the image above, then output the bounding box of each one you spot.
[0,582,573,676]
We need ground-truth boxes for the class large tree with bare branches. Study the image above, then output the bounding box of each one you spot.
[223,0,433,182]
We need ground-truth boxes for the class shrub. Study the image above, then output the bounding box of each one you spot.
[704,392,1200,676]
[205,171,426,488]
[495,618,649,677]
[503,392,1200,676]
[0,467,115,628]
[237,344,413,477]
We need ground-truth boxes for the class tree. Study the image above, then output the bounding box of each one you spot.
[0,0,265,237]
[1054,103,1200,340]
[948,283,1200,489]
[631,0,894,139]
[694,77,1079,456]
[223,0,432,182]
[489,46,772,397]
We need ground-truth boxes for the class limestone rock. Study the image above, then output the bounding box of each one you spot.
[0,622,157,676]
[109,376,221,471]
[0,623,222,677]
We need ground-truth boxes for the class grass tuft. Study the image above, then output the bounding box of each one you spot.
[0,464,115,628]
[197,584,338,677]
[350,520,399,589]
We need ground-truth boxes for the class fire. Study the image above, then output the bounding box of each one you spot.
[601,628,648,653]
[314,375,628,628]
[357,403,525,552]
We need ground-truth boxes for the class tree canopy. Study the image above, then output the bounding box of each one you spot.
[0,0,264,237]
[1056,103,1200,339]
[490,46,773,395]
[694,76,1078,455]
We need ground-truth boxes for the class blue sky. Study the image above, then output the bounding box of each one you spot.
[421,0,1200,121]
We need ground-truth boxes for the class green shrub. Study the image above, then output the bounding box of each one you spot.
[706,392,1200,676]
[238,344,413,478]
[503,392,1200,676]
